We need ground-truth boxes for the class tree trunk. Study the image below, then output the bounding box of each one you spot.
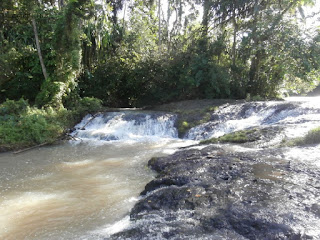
[158,0,161,47]
[202,0,210,37]
[32,18,48,81]
[167,0,171,52]
[58,0,64,10]
[247,0,260,94]
[232,7,238,66]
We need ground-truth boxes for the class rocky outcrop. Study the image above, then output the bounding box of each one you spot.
[110,145,320,240]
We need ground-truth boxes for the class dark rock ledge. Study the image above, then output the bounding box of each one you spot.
[109,145,320,240]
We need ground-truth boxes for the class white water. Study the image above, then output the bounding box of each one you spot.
[186,98,320,140]
[71,112,178,141]
[0,112,194,240]
[1,100,320,239]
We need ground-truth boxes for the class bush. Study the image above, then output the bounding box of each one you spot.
[0,98,29,115]
[77,97,102,115]
[0,114,63,145]
[200,129,260,144]
[0,97,104,151]
[0,99,72,150]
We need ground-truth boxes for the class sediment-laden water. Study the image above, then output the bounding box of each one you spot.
[0,98,320,239]
[0,112,193,239]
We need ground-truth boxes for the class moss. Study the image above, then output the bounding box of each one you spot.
[200,128,260,144]
[175,109,216,137]
[283,126,320,146]
[302,127,320,145]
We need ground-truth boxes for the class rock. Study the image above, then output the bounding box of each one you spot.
[110,145,320,240]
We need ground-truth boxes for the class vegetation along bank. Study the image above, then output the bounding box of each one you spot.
[1,0,320,149]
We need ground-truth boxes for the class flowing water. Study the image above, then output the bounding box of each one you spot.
[0,98,320,239]
[0,112,194,240]
[186,97,320,141]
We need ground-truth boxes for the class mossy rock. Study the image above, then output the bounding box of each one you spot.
[200,128,261,144]
[282,126,320,146]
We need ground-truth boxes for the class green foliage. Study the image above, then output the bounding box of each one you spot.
[77,97,103,115]
[0,100,64,147]
[302,127,320,145]
[0,98,29,115]
[178,121,190,137]
[0,5,58,104]
[79,33,232,107]
[1,0,320,111]
[0,97,102,151]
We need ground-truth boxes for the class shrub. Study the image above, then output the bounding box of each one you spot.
[201,129,259,144]
[77,97,102,115]
[304,127,320,144]
[0,99,71,149]
[0,97,104,151]
[0,98,29,115]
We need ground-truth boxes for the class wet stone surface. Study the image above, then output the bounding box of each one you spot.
[110,145,320,240]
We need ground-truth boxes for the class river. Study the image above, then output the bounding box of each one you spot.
[0,98,320,239]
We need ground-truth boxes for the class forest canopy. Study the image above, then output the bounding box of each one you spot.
[1,0,320,108]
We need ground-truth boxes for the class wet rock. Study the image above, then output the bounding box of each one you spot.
[110,145,320,240]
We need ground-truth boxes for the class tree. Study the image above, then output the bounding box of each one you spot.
[36,0,95,107]
[31,17,48,81]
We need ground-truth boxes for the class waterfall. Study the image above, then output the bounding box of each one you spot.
[71,111,178,141]
[71,99,320,143]
[185,100,320,140]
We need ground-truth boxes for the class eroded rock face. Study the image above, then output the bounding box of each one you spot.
[110,145,320,240]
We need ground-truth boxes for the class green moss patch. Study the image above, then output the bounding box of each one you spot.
[200,128,261,144]
[283,126,320,146]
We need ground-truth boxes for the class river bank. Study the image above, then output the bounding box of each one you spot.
[0,99,237,153]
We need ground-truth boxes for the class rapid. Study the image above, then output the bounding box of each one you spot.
[0,97,320,239]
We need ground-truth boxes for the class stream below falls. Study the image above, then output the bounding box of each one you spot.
[0,97,320,239]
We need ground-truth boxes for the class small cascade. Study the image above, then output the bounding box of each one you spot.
[186,100,320,140]
[71,111,178,141]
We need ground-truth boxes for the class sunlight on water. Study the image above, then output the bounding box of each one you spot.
[87,216,131,239]
[1,102,320,239]
[0,111,196,240]
[284,145,320,167]
[0,140,192,240]
[285,96,320,102]
[187,97,320,141]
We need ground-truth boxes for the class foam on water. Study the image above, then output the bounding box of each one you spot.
[284,145,320,167]
[71,112,178,142]
[2,100,320,239]
[186,100,320,140]
[86,216,131,239]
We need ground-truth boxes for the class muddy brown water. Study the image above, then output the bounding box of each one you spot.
[0,140,192,239]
